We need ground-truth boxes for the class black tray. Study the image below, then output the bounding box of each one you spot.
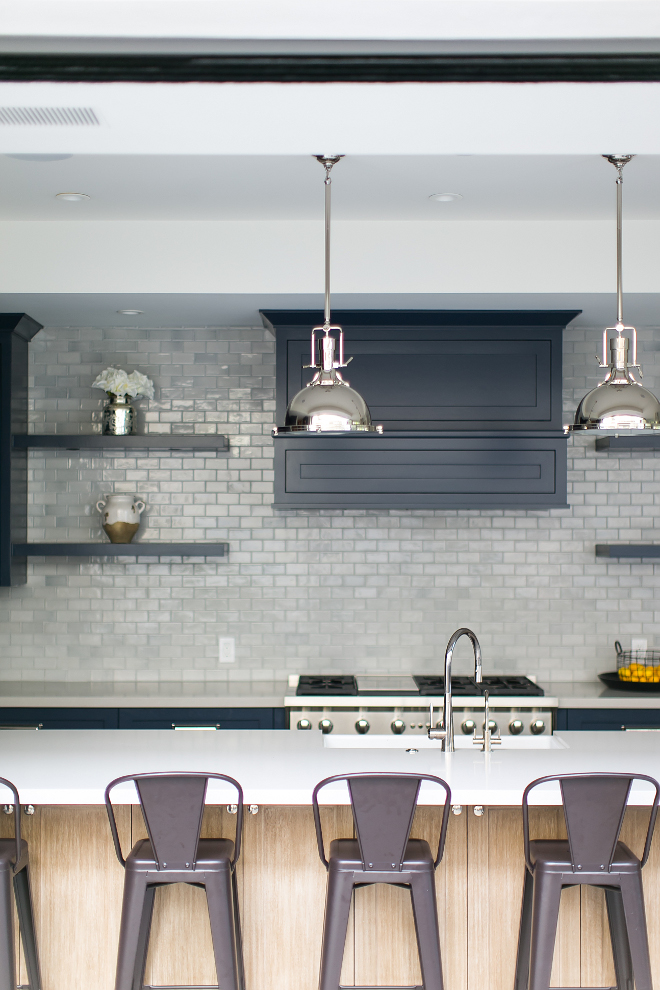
[599,671,660,693]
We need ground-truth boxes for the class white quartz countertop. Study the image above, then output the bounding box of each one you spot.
[0,729,658,807]
[0,679,657,708]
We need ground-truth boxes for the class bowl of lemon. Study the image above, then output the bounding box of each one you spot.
[599,641,660,691]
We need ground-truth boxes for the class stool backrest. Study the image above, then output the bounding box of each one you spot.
[136,775,207,870]
[522,772,660,873]
[105,771,244,871]
[313,772,451,872]
[0,777,21,868]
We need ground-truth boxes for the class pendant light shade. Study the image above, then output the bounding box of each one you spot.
[273,156,382,436]
[570,155,660,432]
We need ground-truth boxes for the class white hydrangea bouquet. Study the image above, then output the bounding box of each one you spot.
[92,367,154,399]
[92,367,154,435]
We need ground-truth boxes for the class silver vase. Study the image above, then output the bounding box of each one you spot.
[102,394,136,435]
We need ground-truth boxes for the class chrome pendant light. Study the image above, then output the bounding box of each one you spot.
[570,155,660,432]
[273,155,382,436]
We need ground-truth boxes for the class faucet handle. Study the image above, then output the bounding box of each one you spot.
[427,700,446,741]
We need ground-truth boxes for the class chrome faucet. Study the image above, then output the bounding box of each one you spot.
[428,627,482,753]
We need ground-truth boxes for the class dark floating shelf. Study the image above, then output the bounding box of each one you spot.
[596,545,660,559]
[12,544,229,558]
[595,436,660,451]
[12,435,230,453]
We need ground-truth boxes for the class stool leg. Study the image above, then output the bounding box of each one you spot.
[115,870,150,990]
[514,869,534,990]
[606,887,634,990]
[131,883,155,990]
[619,873,653,990]
[410,871,443,990]
[0,868,15,990]
[13,863,41,990]
[231,869,245,990]
[205,872,240,990]
[528,872,562,990]
[319,870,354,990]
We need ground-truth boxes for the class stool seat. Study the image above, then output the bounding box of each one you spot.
[126,838,235,873]
[529,839,639,873]
[328,838,435,873]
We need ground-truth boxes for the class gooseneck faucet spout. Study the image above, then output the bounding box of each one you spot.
[428,627,482,753]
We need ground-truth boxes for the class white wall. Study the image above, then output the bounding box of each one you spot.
[0,320,659,684]
[2,219,660,294]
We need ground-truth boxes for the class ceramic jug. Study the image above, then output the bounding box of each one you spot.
[96,494,146,544]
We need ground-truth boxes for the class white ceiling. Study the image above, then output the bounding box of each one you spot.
[2,154,660,222]
[3,81,660,157]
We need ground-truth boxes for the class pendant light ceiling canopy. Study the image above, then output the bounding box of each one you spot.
[273,156,382,436]
[570,155,660,432]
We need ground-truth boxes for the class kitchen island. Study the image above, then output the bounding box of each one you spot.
[1,729,660,990]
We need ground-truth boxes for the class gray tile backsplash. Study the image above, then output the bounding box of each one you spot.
[0,321,659,684]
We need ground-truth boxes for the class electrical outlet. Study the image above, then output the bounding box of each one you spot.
[219,638,235,663]
[632,638,648,652]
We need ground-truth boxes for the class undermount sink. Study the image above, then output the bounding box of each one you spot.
[323,734,569,750]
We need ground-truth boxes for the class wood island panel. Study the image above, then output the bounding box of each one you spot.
[9,804,660,990]
[31,806,129,990]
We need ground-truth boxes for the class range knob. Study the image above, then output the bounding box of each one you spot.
[509,719,524,735]
[318,719,334,734]
[391,719,406,735]
[297,718,312,730]
[355,718,370,735]
[482,719,498,735]
[461,719,477,735]
[530,719,546,735]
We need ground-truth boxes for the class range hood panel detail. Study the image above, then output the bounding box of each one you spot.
[267,309,576,510]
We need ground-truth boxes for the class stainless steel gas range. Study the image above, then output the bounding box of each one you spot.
[285,674,557,737]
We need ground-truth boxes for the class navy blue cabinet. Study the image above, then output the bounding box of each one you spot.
[556,708,660,731]
[118,708,285,730]
[0,708,285,729]
[265,309,578,510]
[0,314,42,586]
[0,708,119,729]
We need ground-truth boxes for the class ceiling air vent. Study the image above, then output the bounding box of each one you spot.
[0,106,99,126]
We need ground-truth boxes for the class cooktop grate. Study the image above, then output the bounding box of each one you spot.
[414,674,544,697]
[296,675,357,696]
[295,673,544,697]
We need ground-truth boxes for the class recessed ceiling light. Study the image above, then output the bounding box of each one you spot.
[117,310,144,316]
[429,193,463,203]
[55,192,89,201]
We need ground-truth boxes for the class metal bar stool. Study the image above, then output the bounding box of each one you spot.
[105,771,245,990]
[312,772,451,990]
[514,772,660,990]
[0,777,41,990]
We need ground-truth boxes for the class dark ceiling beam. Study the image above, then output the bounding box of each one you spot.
[1,52,660,83]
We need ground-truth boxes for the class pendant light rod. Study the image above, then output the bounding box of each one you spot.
[314,155,344,329]
[603,154,634,326]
